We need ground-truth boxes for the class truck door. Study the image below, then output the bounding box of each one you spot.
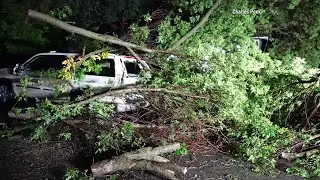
[78,58,118,93]
[121,59,143,85]
[14,55,69,99]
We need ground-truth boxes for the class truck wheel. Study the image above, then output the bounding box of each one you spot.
[0,85,13,104]
[0,82,14,120]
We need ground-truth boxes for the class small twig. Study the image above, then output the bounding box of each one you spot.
[82,45,86,56]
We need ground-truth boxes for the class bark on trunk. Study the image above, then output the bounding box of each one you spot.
[27,10,184,57]
[91,143,187,179]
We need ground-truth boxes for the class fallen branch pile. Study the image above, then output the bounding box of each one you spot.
[9,85,207,120]
[281,134,320,161]
[91,143,187,180]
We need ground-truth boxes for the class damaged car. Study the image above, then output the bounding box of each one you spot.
[0,51,150,118]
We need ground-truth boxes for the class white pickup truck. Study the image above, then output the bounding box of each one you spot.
[0,51,150,116]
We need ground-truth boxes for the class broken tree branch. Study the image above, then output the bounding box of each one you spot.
[290,134,320,152]
[97,119,168,130]
[81,48,109,63]
[305,99,320,125]
[28,10,181,56]
[124,143,181,161]
[91,143,186,180]
[126,46,151,70]
[282,149,320,161]
[73,86,208,106]
[168,0,222,50]
[9,86,208,121]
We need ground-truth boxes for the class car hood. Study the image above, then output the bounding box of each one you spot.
[0,68,12,76]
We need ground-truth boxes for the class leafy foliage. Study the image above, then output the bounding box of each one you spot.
[0,1,47,54]
[6,0,320,178]
[15,76,32,101]
[26,99,84,141]
[157,16,193,49]
[175,143,188,155]
[64,168,94,180]
[96,122,145,153]
[31,125,47,142]
[287,155,320,178]
[30,99,84,125]
[58,132,72,141]
[59,51,108,81]
[129,23,150,45]
[88,101,115,118]
[150,0,320,174]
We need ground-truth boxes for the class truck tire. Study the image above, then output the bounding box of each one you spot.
[0,79,14,120]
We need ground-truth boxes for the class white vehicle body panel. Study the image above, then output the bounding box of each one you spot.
[0,51,150,116]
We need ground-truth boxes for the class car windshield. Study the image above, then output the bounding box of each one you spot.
[85,58,115,77]
[25,55,71,71]
[124,62,141,75]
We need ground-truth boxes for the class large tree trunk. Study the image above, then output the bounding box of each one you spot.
[91,143,187,180]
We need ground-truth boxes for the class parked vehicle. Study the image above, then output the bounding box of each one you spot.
[0,51,150,117]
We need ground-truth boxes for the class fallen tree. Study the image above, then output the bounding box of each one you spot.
[14,1,320,179]
[27,9,185,58]
[91,143,187,180]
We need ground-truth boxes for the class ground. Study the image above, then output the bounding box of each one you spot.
[0,134,302,180]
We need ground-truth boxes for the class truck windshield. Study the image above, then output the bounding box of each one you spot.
[25,55,70,71]
[124,62,141,76]
[85,58,115,77]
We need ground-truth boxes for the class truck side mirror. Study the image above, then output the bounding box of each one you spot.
[13,63,20,75]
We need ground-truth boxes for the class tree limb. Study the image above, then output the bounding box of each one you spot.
[305,98,320,125]
[81,48,109,63]
[73,86,209,106]
[9,86,208,120]
[97,119,168,130]
[168,0,222,50]
[282,149,320,161]
[126,46,150,70]
[290,134,320,152]
[27,10,179,56]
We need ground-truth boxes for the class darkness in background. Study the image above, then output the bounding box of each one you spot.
[0,0,167,68]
